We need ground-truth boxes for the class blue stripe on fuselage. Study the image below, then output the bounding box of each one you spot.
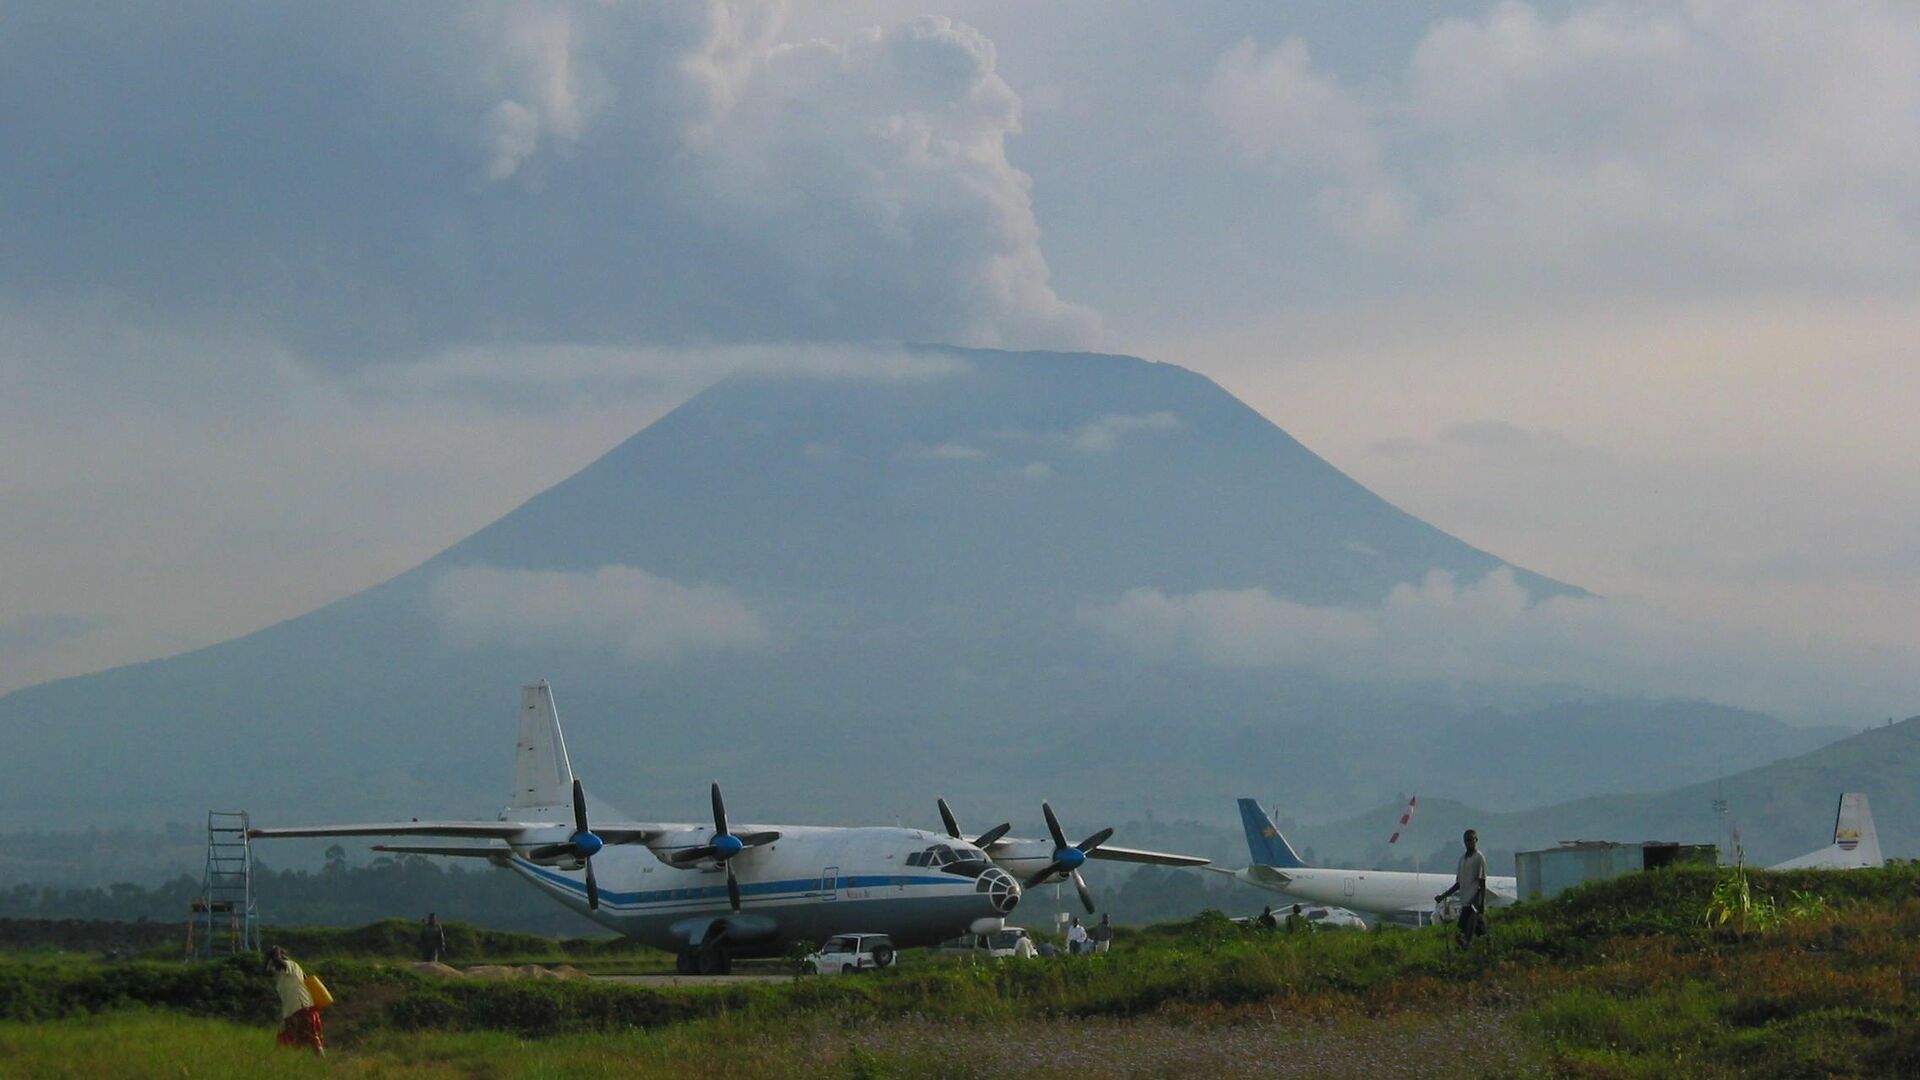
[509,858,974,913]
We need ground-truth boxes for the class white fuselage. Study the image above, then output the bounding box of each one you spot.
[1232,863,1518,922]
[501,823,1019,956]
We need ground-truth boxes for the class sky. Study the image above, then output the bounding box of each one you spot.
[1,1,1916,720]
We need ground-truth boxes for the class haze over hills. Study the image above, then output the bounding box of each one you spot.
[0,348,1847,831]
[1291,715,1920,874]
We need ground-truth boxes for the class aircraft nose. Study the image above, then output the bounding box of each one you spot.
[977,867,1020,914]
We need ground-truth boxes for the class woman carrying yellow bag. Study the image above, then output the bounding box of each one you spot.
[266,946,326,1055]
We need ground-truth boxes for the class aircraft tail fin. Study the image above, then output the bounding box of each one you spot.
[1238,798,1307,868]
[508,682,575,811]
[1832,792,1882,865]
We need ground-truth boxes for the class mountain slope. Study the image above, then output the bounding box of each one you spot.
[0,347,1833,828]
[1297,715,1920,871]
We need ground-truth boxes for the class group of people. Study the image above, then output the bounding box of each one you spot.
[1063,914,1114,955]
[1254,903,1314,933]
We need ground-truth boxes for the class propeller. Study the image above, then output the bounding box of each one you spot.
[1025,801,1113,914]
[936,797,1013,850]
[667,783,779,912]
[528,779,606,909]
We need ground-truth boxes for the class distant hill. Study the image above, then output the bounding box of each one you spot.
[0,347,1846,830]
[1293,715,1920,873]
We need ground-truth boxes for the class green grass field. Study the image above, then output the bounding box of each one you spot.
[5,865,1920,1078]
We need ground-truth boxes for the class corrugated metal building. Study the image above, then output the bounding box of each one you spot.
[1515,841,1718,901]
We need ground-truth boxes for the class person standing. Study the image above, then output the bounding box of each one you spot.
[1435,828,1489,949]
[420,912,447,963]
[1091,914,1114,954]
[1285,903,1306,934]
[266,946,324,1055]
[1257,905,1279,931]
[1066,917,1089,955]
[1012,932,1037,959]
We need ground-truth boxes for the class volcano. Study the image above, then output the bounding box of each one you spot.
[0,348,1831,828]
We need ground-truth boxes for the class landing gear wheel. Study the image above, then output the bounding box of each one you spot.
[675,950,697,975]
[697,943,732,976]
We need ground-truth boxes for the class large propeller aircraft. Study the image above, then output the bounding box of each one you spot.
[934,797,1210,913]
[249,684,1022,974]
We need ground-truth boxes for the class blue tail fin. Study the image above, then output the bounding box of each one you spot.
[1238,799,1307,868]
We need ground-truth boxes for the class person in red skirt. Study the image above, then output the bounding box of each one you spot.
[266,945,325,1055]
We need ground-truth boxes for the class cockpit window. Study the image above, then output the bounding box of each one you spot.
[910,843,966,867]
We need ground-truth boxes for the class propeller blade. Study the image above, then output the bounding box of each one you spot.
[669,844,721,866]
[973,823,1012,848]
[1077,827,1115,854]
[734,831,781,848]
[937,798,963,840]
[572,778,590,835]
[1025,862,1067,889]
[585,858,600,911]
[1041,802,1070,851]
[1073,870,1096,914]
[726,863,742,912]
[711,782,729,838]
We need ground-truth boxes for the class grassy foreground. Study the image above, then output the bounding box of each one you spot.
[4,865,1920,1077]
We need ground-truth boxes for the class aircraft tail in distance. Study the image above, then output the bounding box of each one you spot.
[1771,792,1883,870]
[1238,798,1308,868]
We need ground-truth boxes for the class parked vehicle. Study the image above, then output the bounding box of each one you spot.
[806,933,898,974]
[935,926,1035,958]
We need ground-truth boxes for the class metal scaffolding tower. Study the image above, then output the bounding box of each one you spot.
[185,810,259,961]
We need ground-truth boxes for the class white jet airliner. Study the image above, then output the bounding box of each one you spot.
[249,683,1020,974]
[1210,799,1517,923]
[1770,793,1882,870]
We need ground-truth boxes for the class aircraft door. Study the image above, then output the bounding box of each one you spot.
[1343,877,1356,898]
[820,866,840,901]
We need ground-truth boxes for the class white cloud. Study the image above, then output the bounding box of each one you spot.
[908,442,989,462]
[0,4,1095,366]
[1202,1,1920,279]
[993,411,1185,455]
[1079,568,1920,721]
[432,564,769,660]
[1204,37,1407,238]
[1070,411,1184,452]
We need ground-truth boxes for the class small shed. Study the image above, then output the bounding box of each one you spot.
[1515,840,1718,901]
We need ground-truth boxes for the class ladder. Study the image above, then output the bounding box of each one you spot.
[186,810,259,961]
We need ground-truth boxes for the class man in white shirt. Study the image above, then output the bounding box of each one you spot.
[1065,917,1089,955]
[1434,828,1489,949]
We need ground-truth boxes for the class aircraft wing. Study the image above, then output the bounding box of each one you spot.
[1087,845,1210,867]
[371,843,508,858]
[248,820,662,843]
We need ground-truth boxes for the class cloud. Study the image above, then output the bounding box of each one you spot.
[1201,1,1920,284]
[0,4,1095,368]
[432,564,769,660]
[907,442,989,462]
[1203,37,1408,238]
[993,411,1185,455]
[1070,411,1184,452]
[1079,568,1920,720]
